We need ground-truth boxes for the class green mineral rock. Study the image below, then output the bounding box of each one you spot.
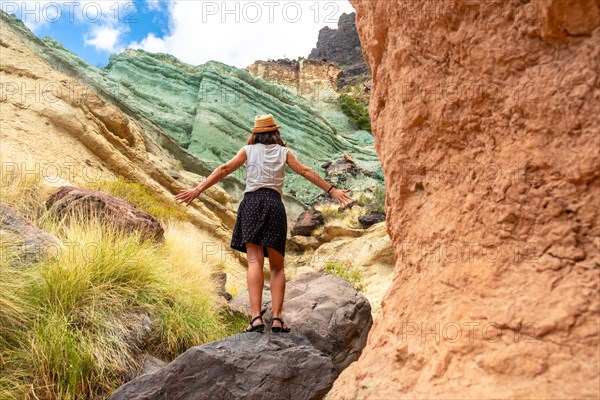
[2,11,383,205]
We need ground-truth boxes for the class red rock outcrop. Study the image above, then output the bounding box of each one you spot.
[331,0,599,398]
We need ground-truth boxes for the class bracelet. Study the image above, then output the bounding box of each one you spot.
[327,185,335,194]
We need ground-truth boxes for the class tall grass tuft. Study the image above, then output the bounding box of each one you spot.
[1,202,244,399]
[87,176,189,223]
[0,170,47,222]
[0,237,36,400]
[324,260,365,292]
[316,202,366,229]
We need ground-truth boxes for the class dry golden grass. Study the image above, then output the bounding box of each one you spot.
[0,170,248,400]
[315,202,366,229]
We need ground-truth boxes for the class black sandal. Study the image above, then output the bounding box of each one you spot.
[271,317,291,333]
[243,309,266,333]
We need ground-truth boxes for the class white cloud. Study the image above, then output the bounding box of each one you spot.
[145,0,164,12]
[84,25,127,53]
[126,0,355,68]
[2,0,132,50]
[129,32,168,53]
[4,0,356,67]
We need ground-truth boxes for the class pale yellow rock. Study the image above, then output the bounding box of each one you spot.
[317,224,367,242]
[287,223,395,317]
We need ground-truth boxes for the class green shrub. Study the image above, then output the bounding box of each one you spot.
[354,184,386,214]
[338,93,372,132]
[324,261,365,292]
[372,184,386,214]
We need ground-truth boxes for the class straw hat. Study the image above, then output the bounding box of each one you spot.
[251,114,282,133]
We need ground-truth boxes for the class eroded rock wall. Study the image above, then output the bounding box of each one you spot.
[245,58,356,132]
[331,0,600,398]
[246,58,341,103]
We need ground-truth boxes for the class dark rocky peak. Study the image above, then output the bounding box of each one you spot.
[309,12,363,67]
[308,12,370,89]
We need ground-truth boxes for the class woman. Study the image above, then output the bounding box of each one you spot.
[175,114,353,334]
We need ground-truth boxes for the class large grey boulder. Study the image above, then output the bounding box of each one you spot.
[229,272,372,375]
[0,204,61,265]
[111,333,335,400]
[137,354,167,377]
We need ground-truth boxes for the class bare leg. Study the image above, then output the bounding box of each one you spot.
[267,247,287,328]
[245,243,265,330]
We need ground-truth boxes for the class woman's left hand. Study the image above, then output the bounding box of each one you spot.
[175,187,201,206]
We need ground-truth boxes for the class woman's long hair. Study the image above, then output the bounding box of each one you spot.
[247,130,287,146]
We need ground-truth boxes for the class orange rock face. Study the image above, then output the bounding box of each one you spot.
[331,1,600,398]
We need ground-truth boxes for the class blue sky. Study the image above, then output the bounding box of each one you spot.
[3,1,355,68]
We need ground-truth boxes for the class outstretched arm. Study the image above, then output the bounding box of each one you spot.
[286,150,353,207]
[175,147,247,206]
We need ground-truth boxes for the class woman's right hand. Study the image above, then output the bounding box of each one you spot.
[330,188,353,207]
[175,187,201,206]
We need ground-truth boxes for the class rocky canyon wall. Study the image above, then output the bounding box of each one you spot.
[246,58,341,103]
[331,0,600,399]
[245,58,355,132]
[1,11,383,208]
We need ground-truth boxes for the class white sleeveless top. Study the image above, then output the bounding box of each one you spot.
[243,144,290,195]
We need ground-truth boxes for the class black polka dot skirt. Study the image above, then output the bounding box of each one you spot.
[230,188,288,257]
